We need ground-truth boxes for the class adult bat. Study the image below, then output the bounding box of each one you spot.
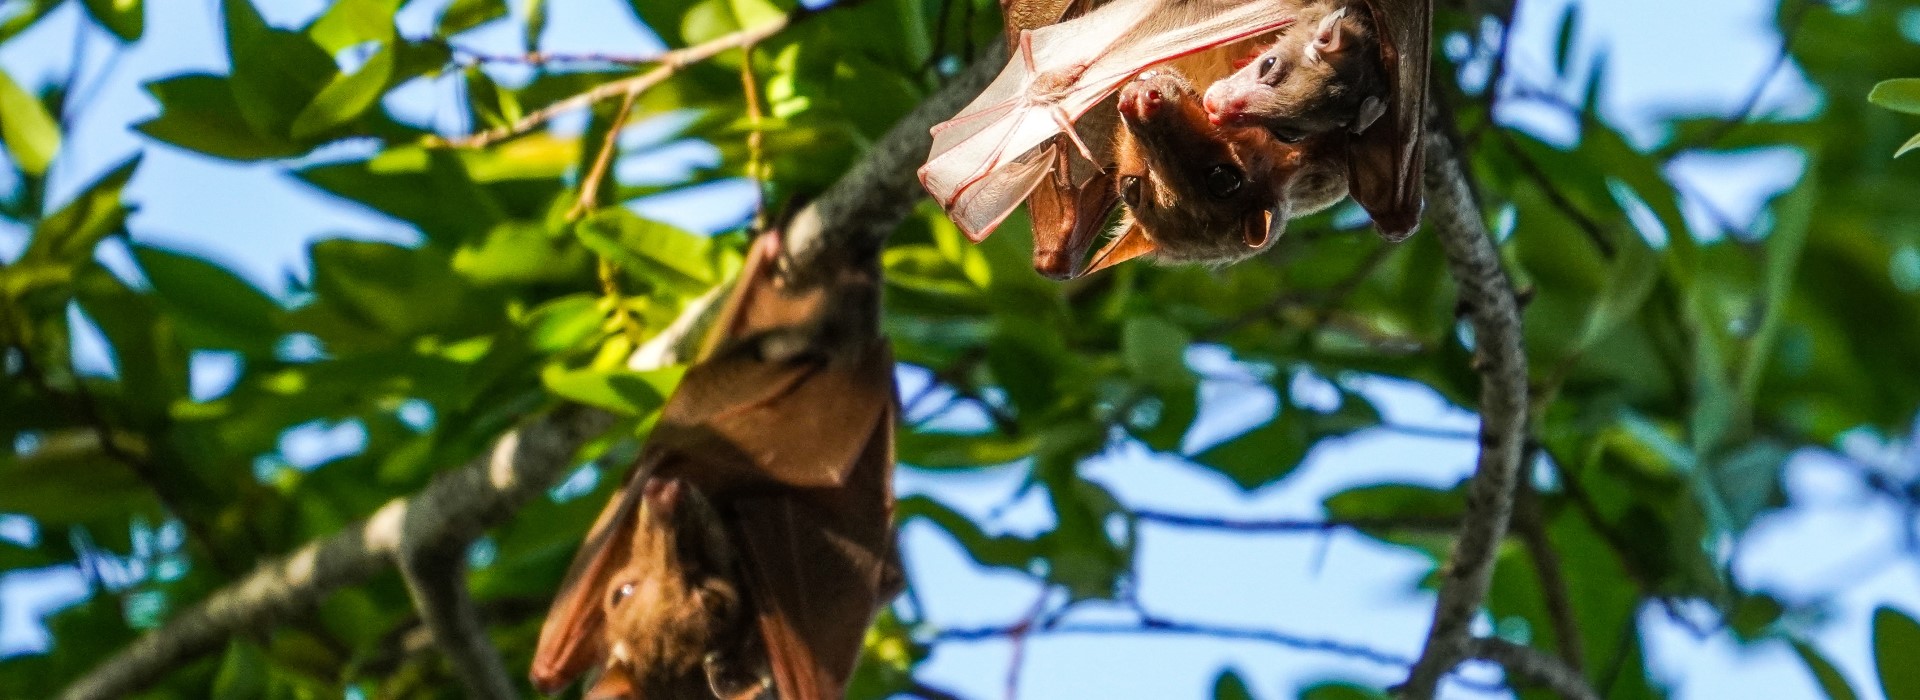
[1202,0,1431,240]
[1082,66,1351,273]
[917,0,1299,249]
[531,231,902,699]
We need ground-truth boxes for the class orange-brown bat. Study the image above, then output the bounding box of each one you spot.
[918,0,1300,252]
[1203,0,1430,240]
[1082,66,1350,273]
[531,231,902,699]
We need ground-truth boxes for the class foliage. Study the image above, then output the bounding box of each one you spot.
[0,0,1916,698]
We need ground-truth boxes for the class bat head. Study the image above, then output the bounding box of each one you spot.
[1201,5,1389,142]
[1095,67,1304,270]
[587,477,765,699]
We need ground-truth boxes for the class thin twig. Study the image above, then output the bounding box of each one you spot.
[1470,638,1599,700]
[434,11,810,149]
[1396,108,1531,699]
[568,84,644,220]
[1132,510,1458,534]
[395,546,516,700]
[1513,475,1585,674]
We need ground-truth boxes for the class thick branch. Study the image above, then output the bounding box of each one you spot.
[1396,121,1531,697]
[60,47,1010,700]
[59,404,618,700]
[1470,638,1600,700]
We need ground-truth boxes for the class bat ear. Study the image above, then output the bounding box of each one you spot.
[1310,8,1350,58]
[531,470,645,694]
[1082,222,1157,275]
[1352,96,1386,134]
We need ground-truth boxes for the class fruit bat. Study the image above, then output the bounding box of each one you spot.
[1082,66,1351,273]
[531,231,903,699]
[1202,0,1431,240]
[917,0,1300,256]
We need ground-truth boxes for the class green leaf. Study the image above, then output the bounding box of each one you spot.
[523,0,548,51]
[290,42,395,139]
[0,68,61,175]
[211,640,269,700]
[306,0,400,52]
[80,0,143,41]
[1896,131,1920,158]
[540,365,682,415]
[1875,607,1920,700]
[1551,5,1578,78]
[1792,641,1859,700]
[223,0,337,141]
[1212,670,1255,700]
[133,245,283,355]
[1301,682,1391,700]
[1869,79,1920,116]
[135,75,304,160]
[438,0,508,36]
[574,209,723,289]
[21,158,137,266]
[896,430,1038,468]
[1121,316,1192,388]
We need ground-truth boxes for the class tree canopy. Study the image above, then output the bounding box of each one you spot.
[2,0,1920,698]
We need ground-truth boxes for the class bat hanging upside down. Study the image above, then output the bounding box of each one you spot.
[532,232,903,700]
[920,0,1431,275]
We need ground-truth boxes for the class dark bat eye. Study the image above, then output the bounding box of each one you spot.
[1120,176,1145,208]
[1272,129,1305,144]
[609,582,635,607]
[1259,56,1277,77]
[1205,166,1243,198]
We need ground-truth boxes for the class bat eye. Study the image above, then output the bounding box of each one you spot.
[1120,176,1145,208]
[1271,129,1306,144]
[1205,166,1243,198]
[1259,56,1277,78]
[609,582,635,607]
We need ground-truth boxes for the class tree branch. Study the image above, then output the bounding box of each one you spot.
[59,47,1011,700]
[395,544,516,700]
[1470,638,1599,700]
[1396,116,1531,697]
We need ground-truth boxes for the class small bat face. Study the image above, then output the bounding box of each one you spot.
[1110,68,1298,264]
[1202,3,1389,142]
[591,479,766,700]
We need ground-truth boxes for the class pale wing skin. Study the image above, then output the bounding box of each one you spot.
[919,0,1296,241]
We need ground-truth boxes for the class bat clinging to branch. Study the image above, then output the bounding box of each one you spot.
[532,231,902,699]
[1204,0,1431,240]
[918,0,1298,249]
[1083,66,1351,272]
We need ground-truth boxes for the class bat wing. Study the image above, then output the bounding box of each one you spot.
[730,344,899,699]
[1347,0,1430,241]
[530,466,646,693]
[920,0,1296,242]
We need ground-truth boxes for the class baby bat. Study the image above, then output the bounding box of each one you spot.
[1202,0,1431,240]
[918,0,1299,248]
[531,231,902,700]
[1083,67,1349,273]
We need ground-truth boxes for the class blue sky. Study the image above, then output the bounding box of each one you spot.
[2,0,1917,698]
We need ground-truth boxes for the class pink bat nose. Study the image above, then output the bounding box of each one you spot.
[1204,93,1243,125]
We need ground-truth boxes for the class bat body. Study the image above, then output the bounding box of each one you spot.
[918,0,1299,250]
[533,233,901,700]
[1085,66,1349,272]
[1201,0,1431,240]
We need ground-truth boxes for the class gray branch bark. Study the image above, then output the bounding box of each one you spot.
[1471,638,1601,700]
[57,49,1006,700]
[1395,119,1532,697]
